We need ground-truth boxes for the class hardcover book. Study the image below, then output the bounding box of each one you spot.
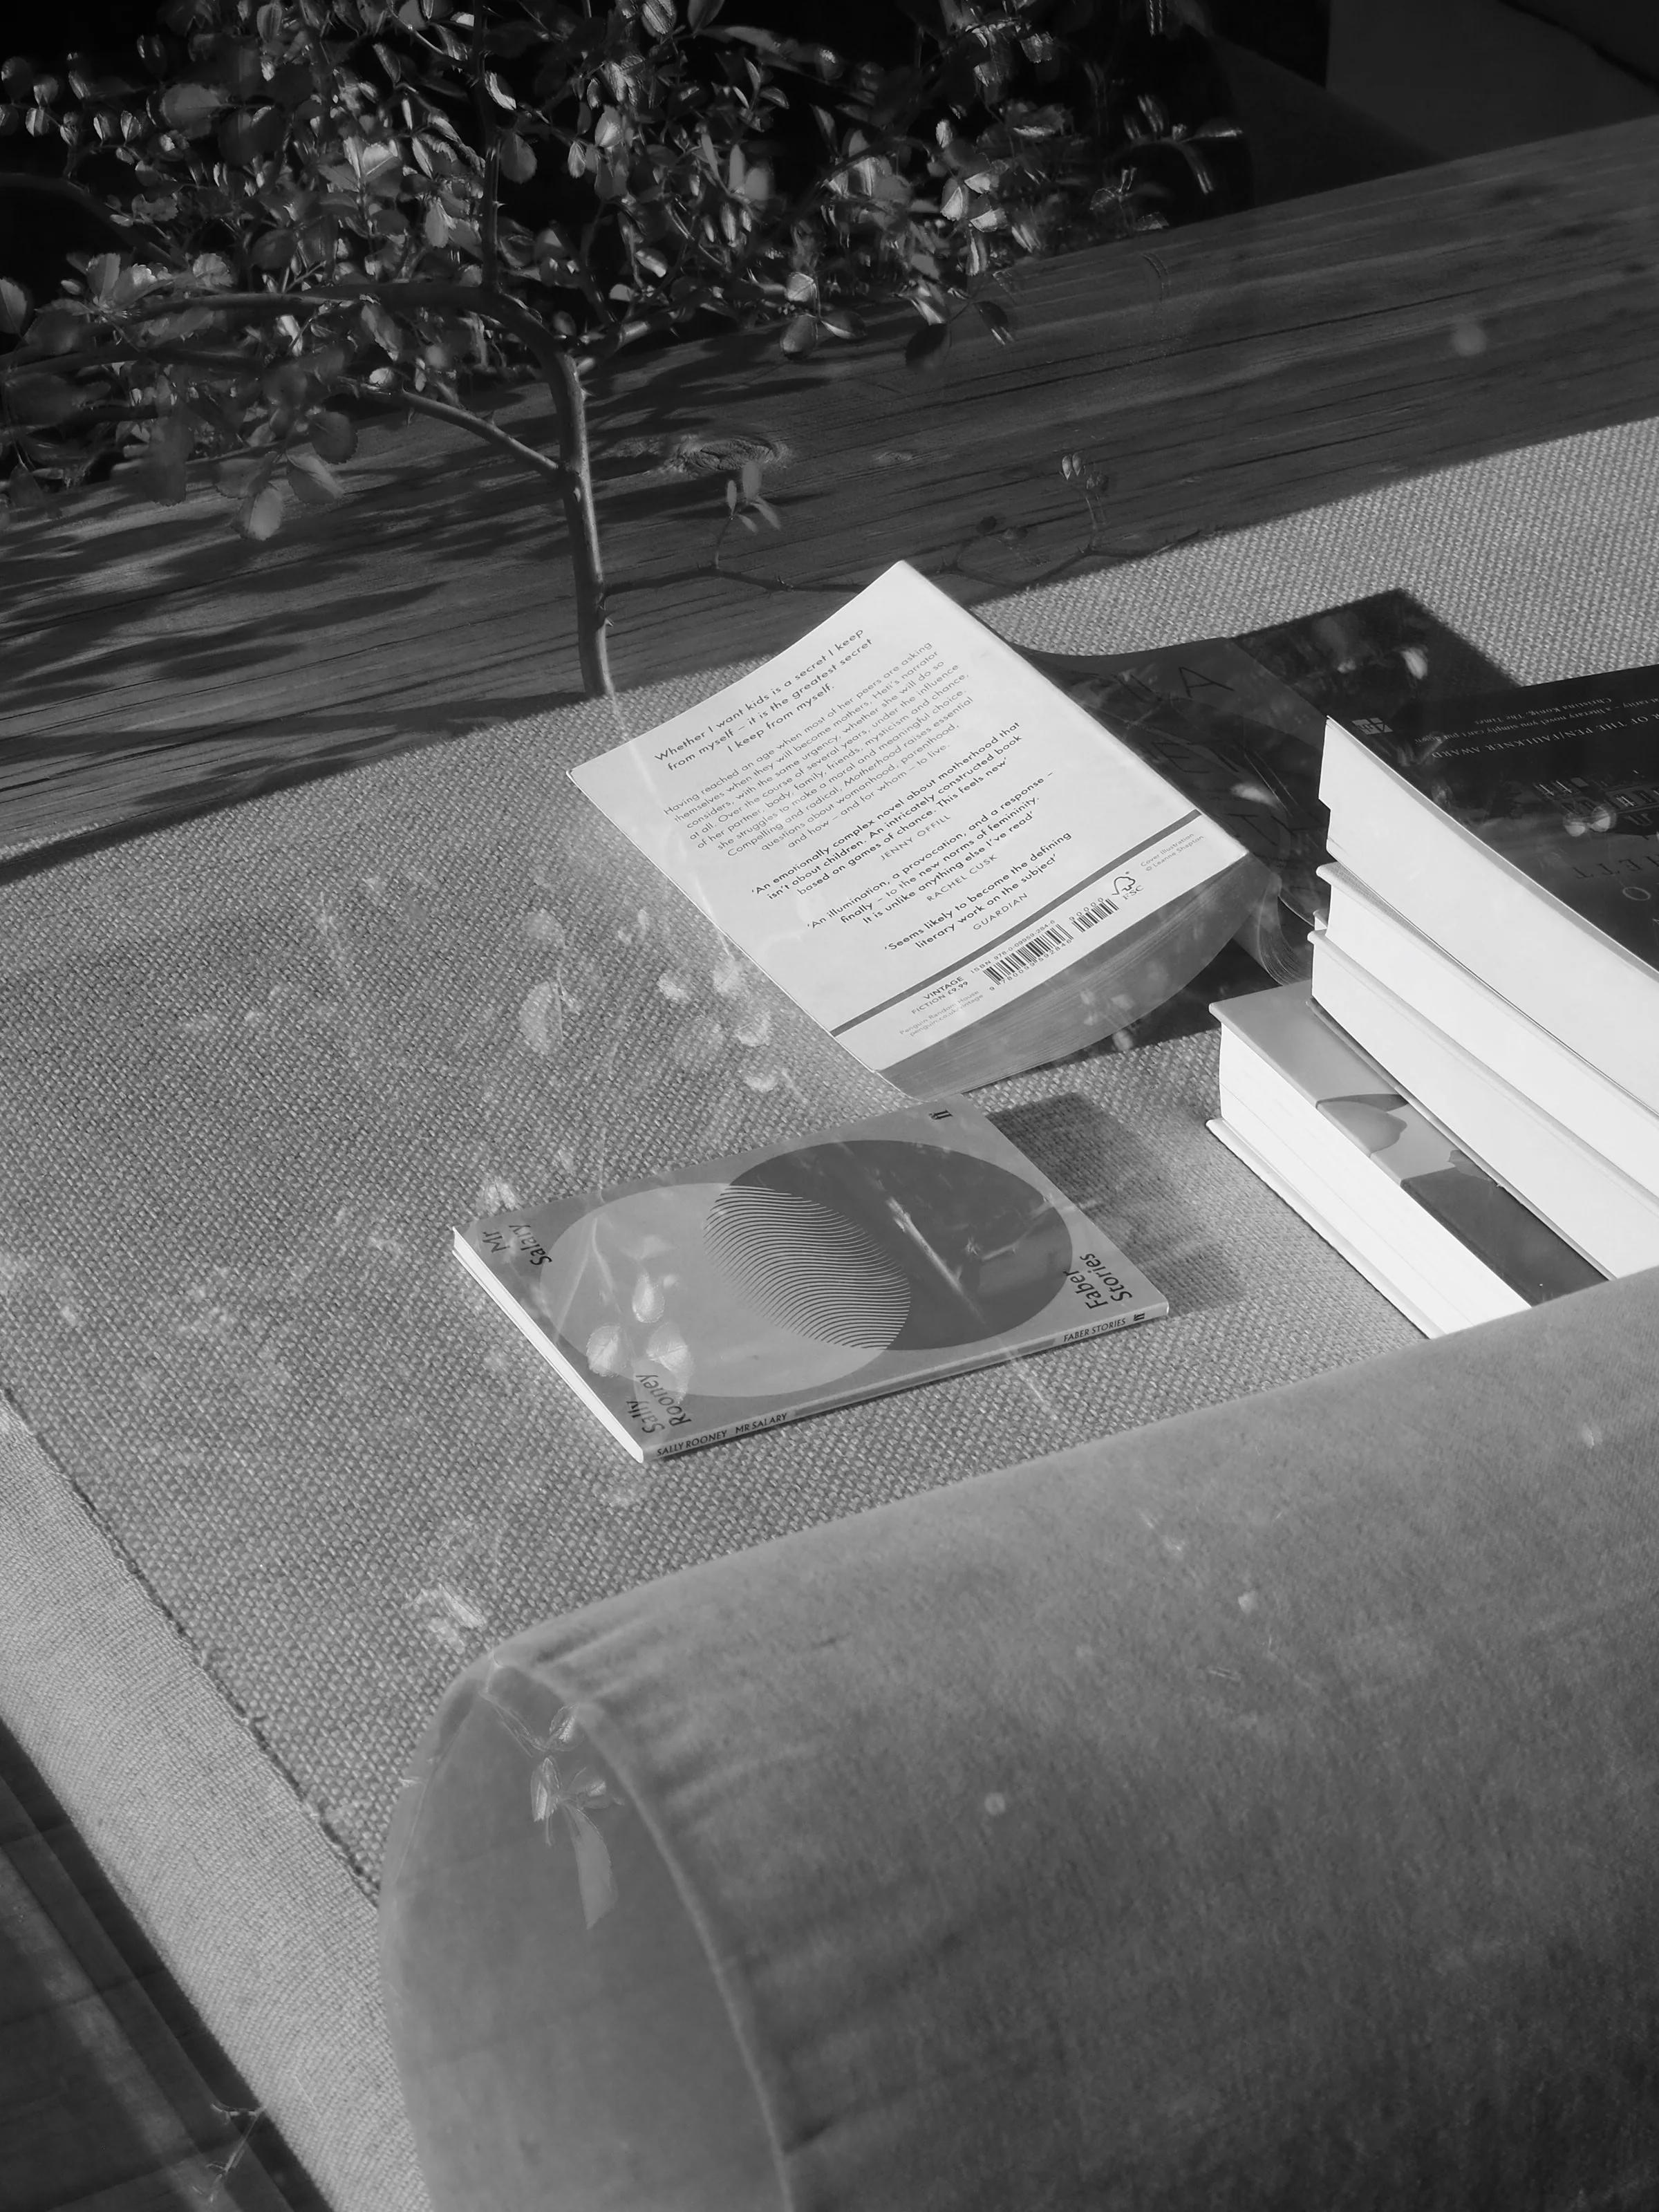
[1210,982,1603,1330]
[1318,662,1659,1111]
[1208,1111,1450,1338]
[1309,935,1659,1276]
[1318,864,1659,1203]
[453,1097,1168,1461]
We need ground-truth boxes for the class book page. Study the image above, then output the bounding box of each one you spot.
[572,563,1246,1076]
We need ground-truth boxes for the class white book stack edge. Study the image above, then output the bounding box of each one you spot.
[1320,715,1659,1116]
[1318,865,1659,1205]
[1209,982,1602,1336]
[1208,1109,1482,1338]
[1309,934,1659,1277]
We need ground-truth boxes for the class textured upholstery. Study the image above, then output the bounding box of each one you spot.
[383,1268,1659,2212]
[5,414,1659,2208]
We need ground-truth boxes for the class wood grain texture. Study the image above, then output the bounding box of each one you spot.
[0,1730,325,2212]
[3,115,1659,863]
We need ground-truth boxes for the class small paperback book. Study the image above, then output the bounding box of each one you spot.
[570,561,1262,1095]
[454,1097,1168,1461]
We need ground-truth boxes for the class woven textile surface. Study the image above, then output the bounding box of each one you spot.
[1,411,1658,2205]
[387,1268,1659,2212]
[6,413,1659,1876]
[0,718,1415,1884]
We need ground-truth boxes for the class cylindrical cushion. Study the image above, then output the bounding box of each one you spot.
[381,1267,1659,2212]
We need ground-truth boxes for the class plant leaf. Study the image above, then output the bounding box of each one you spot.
[779,311,817,357]
[137,448,190,505]
[84,252,123,303]
[149,411,200,467]
[977,299,1015,344]
[213,453,274,499]
[5,372,83,426]
[904,318,951,371]
[262,359,310,409]
[6,467,48,513]
[237,482,286,540]
[0,279,30,335]
[346,137,403,190]
[287,463,339,508]
[359,298,402,357]
[21,308,83,357]
[159,82,226,135]
[252,228,298,271]
[563,1807,617,1929]
[310,409,357,463]
[288,447,344,500]
[497,129,536,183]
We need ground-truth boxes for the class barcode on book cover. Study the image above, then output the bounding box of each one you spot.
[1072,894,1118,930]
[986,924,1072,984]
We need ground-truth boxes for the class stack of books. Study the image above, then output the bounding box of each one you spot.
[1210,665,1659,1335]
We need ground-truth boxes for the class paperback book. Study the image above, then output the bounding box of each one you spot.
[570,561,1268,1094]
[454,1096,1168,1461]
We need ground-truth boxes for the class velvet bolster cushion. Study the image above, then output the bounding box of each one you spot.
[380,1266,1659,2212]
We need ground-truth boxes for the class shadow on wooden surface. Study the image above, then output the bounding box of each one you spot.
[4,114,1659,869]
[0,1719,327,2212]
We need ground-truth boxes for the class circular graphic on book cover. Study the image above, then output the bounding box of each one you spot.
[530,1139,1073,1402]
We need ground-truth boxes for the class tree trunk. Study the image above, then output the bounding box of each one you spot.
[545,348,612,700]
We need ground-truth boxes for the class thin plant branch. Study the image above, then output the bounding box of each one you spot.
[341,376,570,486]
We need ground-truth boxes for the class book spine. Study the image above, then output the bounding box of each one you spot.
[1309,939,1659,1275]
[1209,1111,1459,1335]
[1320,868,1659,1202]
[639,1302,1170,1460]
[1217,1038,1535,1321]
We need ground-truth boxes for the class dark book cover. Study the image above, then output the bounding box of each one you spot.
[1027,592,1515,1020]
[1334,665,1659,976]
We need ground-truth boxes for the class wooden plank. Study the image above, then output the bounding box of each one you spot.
[4,115,1659,861]
[0,1754,310,2212]
[0,1846,253,2209]
[17,2157,268,2212]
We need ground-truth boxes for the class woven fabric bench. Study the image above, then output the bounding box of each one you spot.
[3,414,1659,2209]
